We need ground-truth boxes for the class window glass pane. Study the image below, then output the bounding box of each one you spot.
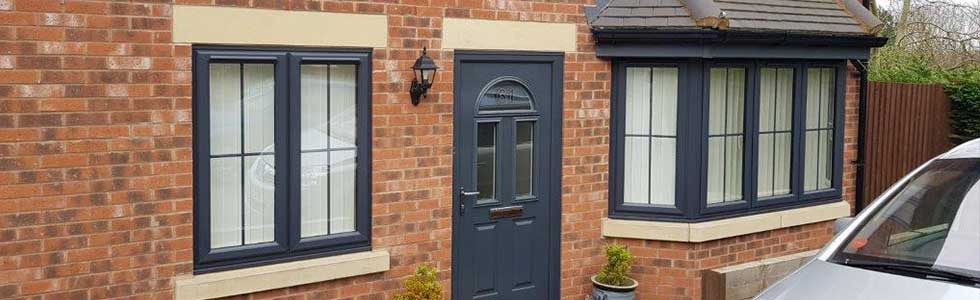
[821,69,835,127]
[820,131,833,189]
[244,155,275,244]
[623,137,650,204]
[208,62,276,248]
[758,67,794,198]
[299,64,359,238]
[651,68,678,136]
[477,123,496,200]
[806,69,822,129]
[758,134,775,198]
[209,64,241,156]
[759,133,793,197]
[759,68,775,132]
[516,121,534,197]
[243,64,275,153]
[650,137,675,206]
[622,67,678,207]
[330,150,356,234]
[708,137,725,204]
[775,68,794,130]
[726,136,744,200]
[300,152,329,238]
[708,68,746,205]
[330,65,357,147]
[477,80,534,112]
[709,68,727,134]
[805,130,820,191]
[727,69,745,133]
[210,157,243,248]
[301,65,330,150]
[625,68,651,135]
[805,68,836,191]
[773,133,792,194]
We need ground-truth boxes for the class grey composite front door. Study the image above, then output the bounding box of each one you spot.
[451,52,563,300]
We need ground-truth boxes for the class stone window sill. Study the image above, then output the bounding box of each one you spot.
[602,201,851,242]
[175,250,390,300]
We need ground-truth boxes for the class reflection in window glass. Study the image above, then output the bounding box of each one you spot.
[758,67,794,198]
[516,122,534,197]
[623,67,677,206]
[805,68,836,191]
[477,123,496,200]
[833,159,980,275]
[208,63,275,248]
[707,68,746,205]
[299,64,357,238]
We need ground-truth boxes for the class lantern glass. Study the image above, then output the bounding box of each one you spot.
[421,69,435,83]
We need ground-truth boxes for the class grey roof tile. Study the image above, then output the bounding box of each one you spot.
[588,0,879,35]
[632,7,655,16]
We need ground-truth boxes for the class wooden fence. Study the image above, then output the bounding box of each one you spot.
[863,82,951,203]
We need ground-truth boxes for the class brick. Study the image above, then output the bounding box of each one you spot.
[0,3,861,300]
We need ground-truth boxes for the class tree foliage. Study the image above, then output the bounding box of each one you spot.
[869,1,980,144]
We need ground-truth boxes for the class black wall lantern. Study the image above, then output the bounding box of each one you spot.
[410,47,439,106]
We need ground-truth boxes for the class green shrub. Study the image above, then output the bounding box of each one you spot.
[394,264,443,300]
[595,243,634,287]
[948,73,980,144]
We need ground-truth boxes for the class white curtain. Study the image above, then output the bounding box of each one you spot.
[624,137,650,205]
[805,68,835,191]
[707,68,745,205]
[623,67,677,206]
[625,68,651,136]
[758,68,794,198]
[300,64,357,238]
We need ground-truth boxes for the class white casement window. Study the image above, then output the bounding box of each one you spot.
[623,67,678,207]
[208,63,277,248]
[805,68,837,192]
[707,67,746,205]
[194,48,371,272]
[757,67,795,199]
[299,64,357,238]
[612,60,844,221]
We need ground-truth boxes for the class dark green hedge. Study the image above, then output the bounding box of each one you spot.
[948,75,980,144]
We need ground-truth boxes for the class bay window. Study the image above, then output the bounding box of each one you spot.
[193,48,372,272]
[611,60,844,221]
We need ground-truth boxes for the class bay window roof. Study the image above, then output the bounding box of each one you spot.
[586,0,888,57]
[587,0,883,36]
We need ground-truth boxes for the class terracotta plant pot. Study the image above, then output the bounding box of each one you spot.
[590,275,637,300]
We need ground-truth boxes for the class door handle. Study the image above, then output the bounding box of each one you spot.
[459,188,479,216]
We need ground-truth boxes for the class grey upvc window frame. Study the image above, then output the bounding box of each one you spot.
[192,47,372,273]
[609,59,846,222]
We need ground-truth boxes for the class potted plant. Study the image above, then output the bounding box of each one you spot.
[591,243,637,300]
[395,264,443,300]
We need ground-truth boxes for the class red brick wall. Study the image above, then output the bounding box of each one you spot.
[0,1,858,300]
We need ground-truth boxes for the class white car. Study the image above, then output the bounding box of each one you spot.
[756,139,980,300]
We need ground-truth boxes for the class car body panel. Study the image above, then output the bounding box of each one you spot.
[757,138,980,300]
[756,260,980,300]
